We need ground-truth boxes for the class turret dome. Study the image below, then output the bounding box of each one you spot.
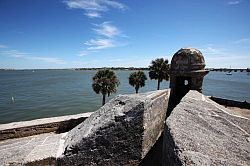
[170,48,205,72]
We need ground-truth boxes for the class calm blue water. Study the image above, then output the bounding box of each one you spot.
[0,70,249,124]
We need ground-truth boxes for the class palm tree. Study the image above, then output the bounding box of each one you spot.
[149,58,169,90]
[92,69,119,106]
[129,71,147,94]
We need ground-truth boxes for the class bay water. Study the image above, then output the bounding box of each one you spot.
[0,70,249,124]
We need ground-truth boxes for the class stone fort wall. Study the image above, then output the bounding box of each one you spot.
[1,89,249,166]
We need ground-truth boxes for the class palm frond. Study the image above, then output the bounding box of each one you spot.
[148,58,170,81]
[129,71,147,91]
[92,69,119,96]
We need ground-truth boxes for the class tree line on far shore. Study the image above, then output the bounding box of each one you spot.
[92,58,170,106]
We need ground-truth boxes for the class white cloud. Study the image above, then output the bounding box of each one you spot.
[101,0,126,9]
[82,22,127,51]
[64,0,127,18]
[108,58,123,62]
[198,40,250,68]
[84,38,114,50]
[228,0,241,5]
[0,49,66,64]
[78,50,89,56]
[28,57,66,64]
[1,50,29,57]
[85,11,101,18]
[206,54,249,68]
[63,1,128,53]
[200,47,222,55]
[64,0,107,11]
[233,38,250,44]
[0,44,8,49]
[93,22,121,38]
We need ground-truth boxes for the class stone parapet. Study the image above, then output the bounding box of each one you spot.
[0,112,92,140]
[0,132,66,166]
[57,90,170,166]
[163,90,250,165]
[1,90,249,166]
[210,96,250,109]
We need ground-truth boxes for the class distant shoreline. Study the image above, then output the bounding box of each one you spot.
[0,67,149,71]
[0,67,249,72]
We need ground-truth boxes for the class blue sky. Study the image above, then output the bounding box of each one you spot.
[0,0,249,69]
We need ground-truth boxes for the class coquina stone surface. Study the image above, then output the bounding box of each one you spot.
[57,90,169,166]
[163,90,250,166]
[0,112,92,140]
[0,132,66,166]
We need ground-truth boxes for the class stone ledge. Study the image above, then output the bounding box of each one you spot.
[210,96,250,109]
[57,90,169,166]
[0,132,66,166]
[0,112,92,141]
[163,90,250,166]
[0,90,170,166]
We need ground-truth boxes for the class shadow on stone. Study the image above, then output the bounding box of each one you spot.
[166,90,183,118]
[162,123,182,166]
[139,133,164,166]
[56,117,87,133]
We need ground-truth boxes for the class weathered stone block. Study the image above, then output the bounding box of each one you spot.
[163,90,250,166]
[0,112,92,140]
[57,90,169,166]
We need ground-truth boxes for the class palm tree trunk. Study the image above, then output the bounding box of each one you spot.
[157,79,160,90]
[102,94,106,106]
[135,87,139,94]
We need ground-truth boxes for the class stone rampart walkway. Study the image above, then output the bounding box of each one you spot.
[0,132,66,165]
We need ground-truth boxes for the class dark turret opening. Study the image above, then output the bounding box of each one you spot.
[166,48,209,118]
[175,76,191,101]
